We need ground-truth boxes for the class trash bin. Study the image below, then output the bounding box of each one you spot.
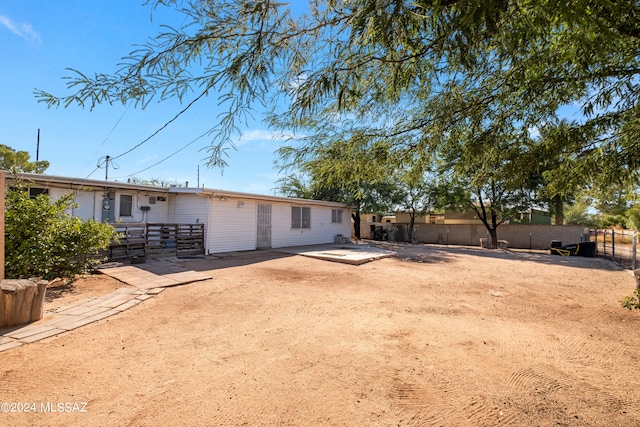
[578,241,597,257]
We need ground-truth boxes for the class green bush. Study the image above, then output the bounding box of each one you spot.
[5,185,117,280]
[621,288,640,313]
[626,204,640,231]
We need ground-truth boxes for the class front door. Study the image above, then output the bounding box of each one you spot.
[256,203,272,249]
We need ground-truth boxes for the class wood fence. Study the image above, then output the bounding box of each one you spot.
[109,223,205,261]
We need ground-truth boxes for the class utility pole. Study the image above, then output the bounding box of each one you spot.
[36,129,40,162]
[98,155,111,181]
[197,165,200,188]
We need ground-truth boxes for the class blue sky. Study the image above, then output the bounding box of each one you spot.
[1,1,295,195]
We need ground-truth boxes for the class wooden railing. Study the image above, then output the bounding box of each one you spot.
[109,223,205,260]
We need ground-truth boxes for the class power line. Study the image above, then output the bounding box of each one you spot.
[111,128,211,179]
[95,103,131,154]
[78,104,131,178]
[111,90,209,161]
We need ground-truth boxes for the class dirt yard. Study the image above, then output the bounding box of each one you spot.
[1,243,640,426]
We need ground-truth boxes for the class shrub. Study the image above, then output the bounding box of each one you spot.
[620,288,640,313]
[5,185,117,280]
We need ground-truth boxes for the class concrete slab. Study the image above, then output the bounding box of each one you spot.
[277,243,394,265]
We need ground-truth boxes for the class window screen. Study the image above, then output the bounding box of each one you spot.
[119,194,133,217]
[331,209,343,224]
[292,206,311,229]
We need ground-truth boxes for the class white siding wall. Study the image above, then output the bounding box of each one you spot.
[168,193,350,254]
[114,191,169,223]
[271,203,351,248]
[168,193,209,224]
[137,193,170,223]
[70,190,96,220]
[44,186,170,223]
[49,188,97,221]
[207,198,257,254]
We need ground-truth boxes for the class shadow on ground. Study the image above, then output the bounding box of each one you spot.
[367,240,623,272]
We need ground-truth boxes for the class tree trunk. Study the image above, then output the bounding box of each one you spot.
[552,195,564,225]
[352,211,361,240]
[490,209,499,249]
[488,227,498,249]
[409,211,415,244]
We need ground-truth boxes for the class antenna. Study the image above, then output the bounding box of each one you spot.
[36,129,40,162]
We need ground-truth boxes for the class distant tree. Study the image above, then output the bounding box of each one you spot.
[395,169,444,243]
[127,177,186,187]
[0,144,49,173]
[439,128,534,249]
[626,203,640,231]
[276,135,403,239]
[564,200,599,229]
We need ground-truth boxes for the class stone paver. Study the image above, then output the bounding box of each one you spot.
[0,257,213,353]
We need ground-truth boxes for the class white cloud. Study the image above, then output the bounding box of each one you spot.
[0,15,41,44]
[236,129,291,146]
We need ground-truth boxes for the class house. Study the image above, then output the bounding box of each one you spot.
[394,211,444,224]
[167,187,352,253]
[6,173,352,255]
[442,207,552,225]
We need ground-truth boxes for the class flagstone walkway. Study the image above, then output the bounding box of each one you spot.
[0,257,212,353]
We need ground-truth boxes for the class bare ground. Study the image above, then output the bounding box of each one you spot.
[1,244,640,426]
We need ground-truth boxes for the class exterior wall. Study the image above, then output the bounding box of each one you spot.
[444,218,484,225]
[168,193,211,253]
[394,212,445,224]
[44,187,94,220]
[410,224,588,249]
[35,186,170,223]
[443,208,484,225]
[115,190,170,223]
[69,190,96,220]
[166,193,351,253]
[271,203,351,249]
[168,193,209,224]
[207,197,258,254]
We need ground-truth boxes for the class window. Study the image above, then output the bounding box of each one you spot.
[119,194,133,217]
[29,187,49,198]
[291,206,311,229]
[331,209,343,224]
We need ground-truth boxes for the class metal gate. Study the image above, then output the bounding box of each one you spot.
[257,203,272,249]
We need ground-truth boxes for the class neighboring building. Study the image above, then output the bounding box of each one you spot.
[515,209,553,225]
[394,211,444,224]
[442,207,552,225]
[443,208,485,225]
[7,173,351,255]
